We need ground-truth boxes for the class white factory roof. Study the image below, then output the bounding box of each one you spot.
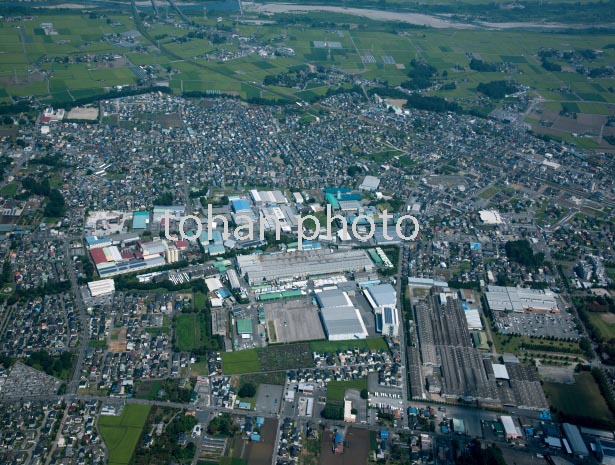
[492,364,509,380]
[359,175,380,191]
[407,277,449,288]
[366,283,397,309]
[87,279,115,297]
[226,269,241,289]
[321,306,368,341]
[250,189,287,204]
[485,285,558,313]
[479,210,503,225]
[545,436,562,448]
[237,249,372,284]
[317,289,353,308]
[205,277,224,291]
[141,240,167,256]
[107,245,123,263]
[501,416,520,438]
[464,309,483,330]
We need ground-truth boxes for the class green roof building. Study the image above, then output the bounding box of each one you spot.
[237,319,253,335]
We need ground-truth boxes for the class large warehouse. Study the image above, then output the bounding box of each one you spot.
[320,306,368,341]
[236,249,373,285]
[316,289,368,341]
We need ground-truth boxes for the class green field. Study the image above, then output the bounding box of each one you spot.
[585,311,615,341]
[543,372,613,423]
[175,314,200,351]
[135,380,163,400]
[0,183,18,196]
[221,350,260,374]
[194,292,207,311]
[174,312,218,352]
[309,337,389,353]
[478,185,501,200]
[98,404,151,465]
[0,8,614,135]
[326,378,368,402]
[221,343,315,374]
[493,333,581,355]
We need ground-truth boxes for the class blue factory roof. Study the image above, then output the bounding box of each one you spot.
[231,199,251,212]
[132,211,149,229]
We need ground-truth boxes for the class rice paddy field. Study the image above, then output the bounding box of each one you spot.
[0,5,613,143]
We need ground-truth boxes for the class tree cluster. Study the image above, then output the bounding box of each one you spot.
[504,239,544,268]
[477,80,517,99]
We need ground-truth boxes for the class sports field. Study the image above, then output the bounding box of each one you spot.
[98,404,151,465]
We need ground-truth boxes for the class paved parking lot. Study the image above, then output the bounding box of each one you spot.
[494,311,579,340]
[255,383,283,415]
[263,297,325,343]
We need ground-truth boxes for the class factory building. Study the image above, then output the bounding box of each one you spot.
[236,249,373,285]
[227,269,241,289]
[479,210,503,225]
[359,175,380,192]
[87,279,115,297]
[596,439,615,465]
[250,189,287,205]
[381,306,399,337]
[364,284,399,337]
[90,238,171,278]
[485,285,559,313]
[236,319,252,339]
[500,416,520,439]
[562,423,589,457]
[132,211,149,230]
[153,205,185,225]
[85,235,113,250]
[316,289,368,341]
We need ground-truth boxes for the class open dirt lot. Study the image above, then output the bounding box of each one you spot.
[319,428,370,465]
[255,383,283,415]
[264,297,325,343]
[245,418,278,465]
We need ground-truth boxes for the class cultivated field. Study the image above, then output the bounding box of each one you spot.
[222,343,314,374]
[309,337,388,354]
[247,419,277,465]
[1,9,614,145]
